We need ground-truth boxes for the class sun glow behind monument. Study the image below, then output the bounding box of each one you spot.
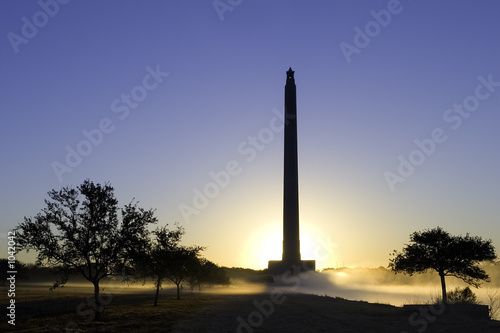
[242,221,329,270]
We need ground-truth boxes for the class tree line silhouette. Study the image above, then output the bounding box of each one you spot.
[14,179,228,320]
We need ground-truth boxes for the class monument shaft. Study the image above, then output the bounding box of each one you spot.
[268,68,315,274]
[283,68,300,262]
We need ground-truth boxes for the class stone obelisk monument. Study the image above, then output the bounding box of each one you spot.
[268,68,315,275]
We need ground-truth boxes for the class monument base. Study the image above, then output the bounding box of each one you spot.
[267,259,316,276]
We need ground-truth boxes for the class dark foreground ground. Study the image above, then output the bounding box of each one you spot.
[2,291,500,332]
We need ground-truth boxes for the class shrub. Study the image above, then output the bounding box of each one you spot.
[446,287,479,305]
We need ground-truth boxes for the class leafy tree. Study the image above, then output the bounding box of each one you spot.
[164,244,204,300]
[136,224,204,304]
[389,227,497,303]
[16,180,156,320]
[135,225,183,306]
[199,260,229,287]
[187,257,204,292]
[187,258,229,292]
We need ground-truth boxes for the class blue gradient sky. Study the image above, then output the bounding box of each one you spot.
[1,0,499,270]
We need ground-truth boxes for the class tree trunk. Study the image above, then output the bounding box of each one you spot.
[440,272,447,304]
[154,277,161,307]
[93,281,102,320]
[176,282,181,300]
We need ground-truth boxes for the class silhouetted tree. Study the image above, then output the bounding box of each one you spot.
[389,227,497,303]
[187,258,229,292]
[136,224,204,304]
[15,180,156,320]
[187,257,204,292]
[200,260,230,287]
[135,224,183,306]
[164,245,204,300]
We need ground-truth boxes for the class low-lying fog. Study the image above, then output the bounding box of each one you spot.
[263,266,500,306]
[19,265,500,308]
[221,265,500,308]
[263,270,490,306]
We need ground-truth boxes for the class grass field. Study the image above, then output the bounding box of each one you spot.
[2,282,500,332]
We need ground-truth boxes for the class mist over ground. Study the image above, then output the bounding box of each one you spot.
[12,262,500,307]
[225,263,500,307]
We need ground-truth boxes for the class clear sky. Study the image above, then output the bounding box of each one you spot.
[1,0,499,270]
